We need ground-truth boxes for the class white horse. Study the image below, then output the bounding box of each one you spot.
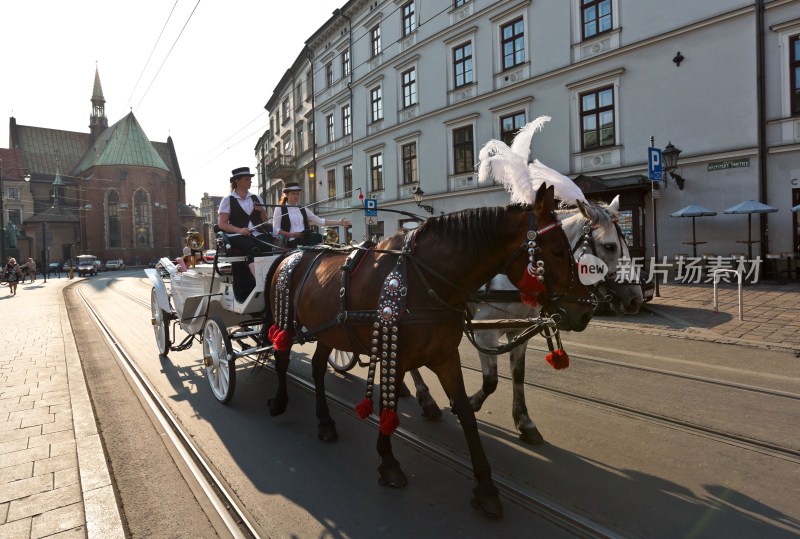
[408,197,644,444]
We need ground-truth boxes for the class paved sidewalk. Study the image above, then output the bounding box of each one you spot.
[0,276,124,539]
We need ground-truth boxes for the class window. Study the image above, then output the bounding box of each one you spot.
[370,153,384,191]
[370,86,383,122]
[402,2,416,36]
[326,114,335,143]
[7,209,21,226]
[453,126,474,174]
[580,86,615,150]
[454,0,469,6]
[402,68,417,108]
[371,25,382,57]
[500,111,526,146]
[581,0,612,40]
[282,98,290,121]
[327,169,336,199]
[792,35,800,116]
[7,186,19,200]
[342,104,352,136]
[453,42,473,88]
[107,190,122,248]
[295,83,303,107]
[326,62,334,88]
[134,190,151,247]
[342,49,351,78]
[306,70,313,101]
[343,163,353,197]
[283,134,292,154]
[402,142,417,185]
[500,17,525,70]
[296,123,304,154]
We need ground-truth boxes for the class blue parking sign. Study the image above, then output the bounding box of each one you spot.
[648,147,663,181]
[365,198,378,217]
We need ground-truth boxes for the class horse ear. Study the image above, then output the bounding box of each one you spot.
[609,195,621,214]
[534,182,548,214]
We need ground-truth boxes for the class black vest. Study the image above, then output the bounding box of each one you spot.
[280,204,308,233]
[228,194,263,228]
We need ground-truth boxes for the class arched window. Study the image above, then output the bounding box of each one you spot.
[106,190,122,248]
[133,190,151,247]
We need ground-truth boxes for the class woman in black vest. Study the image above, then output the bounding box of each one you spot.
[217,167,270,275]
[272,182,351,249]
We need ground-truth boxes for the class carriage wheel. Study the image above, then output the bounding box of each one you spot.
[150,288,171,356]
[203,317,236,404]
[327,349,357,372]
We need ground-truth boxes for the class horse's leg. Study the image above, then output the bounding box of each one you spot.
[509,340,543,445]
[431,354,502,518]
[376,432,407,488]
[408,369,441,419]
[311,343,338,442]
[469,351,498,412]
[267,349,290,416]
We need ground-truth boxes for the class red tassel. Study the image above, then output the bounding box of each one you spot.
[516,269,545,307]
[545,348,570,370]
[268,324,280,341]
[355,398,373,419]
[273,329,293,352]
[379,409,400,435]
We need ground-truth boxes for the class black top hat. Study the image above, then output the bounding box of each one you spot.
[230,167,255,181]
[283,182,302,192]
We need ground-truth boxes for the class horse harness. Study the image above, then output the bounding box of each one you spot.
[571,210,629,304]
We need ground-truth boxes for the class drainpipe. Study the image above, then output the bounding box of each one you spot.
[756,0,768,257]
[307,47,316,198]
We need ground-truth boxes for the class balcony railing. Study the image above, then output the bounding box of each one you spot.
[266,156,295,179]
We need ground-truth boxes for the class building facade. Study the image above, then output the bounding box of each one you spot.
[254,0,800,266]
[4,67,201,267]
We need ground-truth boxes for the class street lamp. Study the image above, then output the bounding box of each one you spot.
[0,162,31,263]
[662,142,684,190]
[411,186,434,214]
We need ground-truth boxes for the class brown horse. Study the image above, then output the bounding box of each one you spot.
[265,184,593,518]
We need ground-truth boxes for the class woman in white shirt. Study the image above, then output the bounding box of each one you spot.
[217,167,270,275]
[272,182,351,249]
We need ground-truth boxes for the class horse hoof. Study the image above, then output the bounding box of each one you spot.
[378,466,408,488]
[421,403,442,419]
[317,423,338,443]
[470,496,503,519]
[267,397,287,417]
[519,427,544,445]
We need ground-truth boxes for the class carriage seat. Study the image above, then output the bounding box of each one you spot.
[214,227,280,260]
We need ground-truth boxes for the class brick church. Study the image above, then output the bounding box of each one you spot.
[4,66,201,267]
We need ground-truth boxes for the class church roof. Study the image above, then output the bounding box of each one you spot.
[92,65,105,102]
[24,205,80,224]
[13,125,90,177]
[74,112,169,173]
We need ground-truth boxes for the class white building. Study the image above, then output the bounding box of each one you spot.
[256,0,800,271]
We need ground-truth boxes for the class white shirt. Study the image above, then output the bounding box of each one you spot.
[219,191,266,235]
[272,205,325,237]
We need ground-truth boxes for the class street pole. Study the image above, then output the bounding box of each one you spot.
[650,136,660,298]
[41,221,48,283]
[0,167,5,264]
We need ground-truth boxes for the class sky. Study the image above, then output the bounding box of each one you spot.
[1,0,342,206]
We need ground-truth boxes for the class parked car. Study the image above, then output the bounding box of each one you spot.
[76,255,98,277]
[63,260,76,272]
[203,250,216,263]
[105,259,125,271]
[148,258,160,268]
[48,262,61,275]
[93,260,104,273]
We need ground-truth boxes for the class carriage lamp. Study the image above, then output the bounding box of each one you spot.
[662,141,684,190]
[411,186,434,214]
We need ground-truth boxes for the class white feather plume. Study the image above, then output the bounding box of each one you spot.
[476,115,587,206]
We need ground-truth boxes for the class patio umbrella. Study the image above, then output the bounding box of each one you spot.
[670,204,717,257]
[723,200,779,259]
[792,203,800,213]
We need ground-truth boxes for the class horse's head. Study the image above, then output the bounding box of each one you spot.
[573,196,644,314]
[507,184,593,331]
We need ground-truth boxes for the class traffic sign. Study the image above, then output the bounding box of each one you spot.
[365,215,378,225]
[648,147,663,181]
[365,198,378,216]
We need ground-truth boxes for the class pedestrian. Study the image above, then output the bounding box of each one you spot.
[3,257,23,296]
[272,182,351,249]
[217,166,272,277]
[25,258,37,283]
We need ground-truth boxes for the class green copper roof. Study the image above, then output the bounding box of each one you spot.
[75,112,169,173]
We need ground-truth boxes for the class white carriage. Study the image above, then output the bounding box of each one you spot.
[146,246,280,403]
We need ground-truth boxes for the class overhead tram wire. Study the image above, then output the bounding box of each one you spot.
[185,113,269,173]
[134,0,202,112]
[124,0,180,112]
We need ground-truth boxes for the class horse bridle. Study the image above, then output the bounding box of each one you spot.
[571,211,631,306]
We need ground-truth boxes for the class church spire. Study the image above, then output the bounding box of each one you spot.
[89,63,108,141]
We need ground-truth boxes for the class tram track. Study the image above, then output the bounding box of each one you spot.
[76,281,262,539]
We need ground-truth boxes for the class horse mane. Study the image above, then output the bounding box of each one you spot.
[416,205,528,262]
